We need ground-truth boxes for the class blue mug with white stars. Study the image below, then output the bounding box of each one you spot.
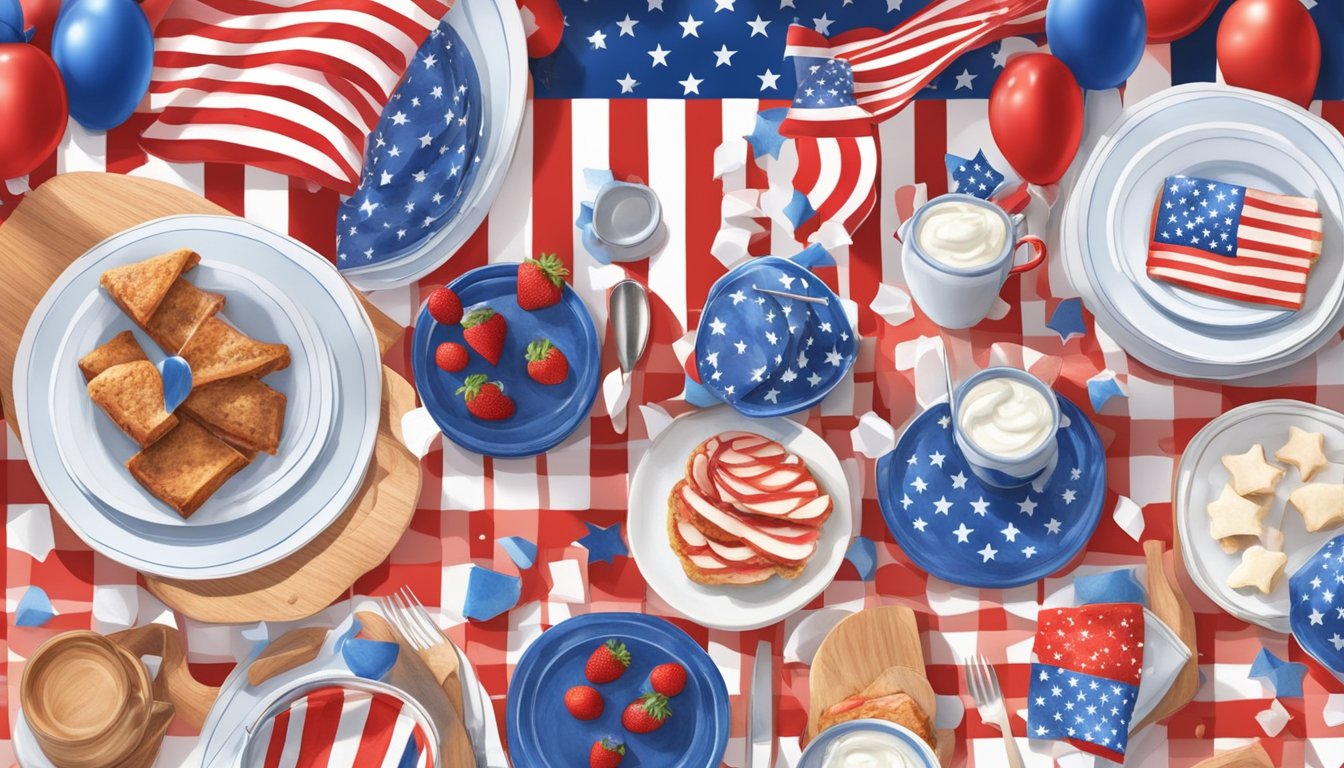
[952,367,1061,488]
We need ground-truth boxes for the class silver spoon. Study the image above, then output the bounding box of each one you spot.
[610,279,650,374]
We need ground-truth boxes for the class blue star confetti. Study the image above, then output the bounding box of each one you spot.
[14,586,54,627]
[576,522,628,565]
[1289,535,1344,679]
[946,150,1005,200]
[343,638,400,681]
[746,107,788,160]
[498,536,538,570]
[337,22,485,269]
[845,536,877,581]
[1047,298,1086,343]
[1248,647,1307,699]
[1075,569,1146,607]
[464,566,523,622]
[1086,372,1126,414]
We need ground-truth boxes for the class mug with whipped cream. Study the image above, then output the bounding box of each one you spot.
[798,720,939,768]
[898,193,1047,329]
[952,367,1061,488]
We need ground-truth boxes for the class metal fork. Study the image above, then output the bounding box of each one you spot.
[381,587,466,725]
[965,654,1024,768]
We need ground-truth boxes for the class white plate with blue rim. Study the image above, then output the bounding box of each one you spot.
[340,0,528,290]
[798,720,939,768]
[13,215,381,580]
[1061,84,1344,381]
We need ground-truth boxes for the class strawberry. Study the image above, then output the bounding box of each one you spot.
[589,738,625,768]
[621,693,671,734]
[525,338,568,385]
[649,662,687,697]
[456,374,515,421]
[564,685,604,721]
[586,639,632,683]
[517,253,569,310]
[435,342,469,372]
[427,287,463,325]
[461,307,507,365]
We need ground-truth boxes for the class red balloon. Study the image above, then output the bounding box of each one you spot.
[989,54,1084,187]
[1144,0,1219,43]
[1217,0,1320,107]
[18,0,61,51]
[0,43,67,180]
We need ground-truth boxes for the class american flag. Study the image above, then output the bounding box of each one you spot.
[141,0,449,195]
[1145,175,1325,311]
[253,685,434,768]
[1290,536,1344,678]
[1029,604,1144,764]
[783,0,1047,125]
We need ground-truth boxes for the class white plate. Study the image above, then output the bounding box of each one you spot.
[341,0,528,290]
[13,215,381,580]
[49,261,336,526]
[626,408,854,631]
[1175,400,1344,633]
[1062,84,1344,381]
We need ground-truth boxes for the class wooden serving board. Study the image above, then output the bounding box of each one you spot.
[1132,539,1200,733]
[1191,742,1273,768]
[0,172,421,623]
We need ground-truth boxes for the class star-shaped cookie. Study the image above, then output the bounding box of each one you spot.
[1276,426,1329,482]
[1227,545,1288,595]
[1288,483,1344,533]
[1207,484,1268,540]
[1221,445,1284,497]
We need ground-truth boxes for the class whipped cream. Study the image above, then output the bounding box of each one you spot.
[822,731,921,768]
[958,377,1053,458]
[915,200,1007,268]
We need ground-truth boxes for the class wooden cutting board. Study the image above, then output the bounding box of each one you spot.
[1191,742,1273,768]
[1132,539,1199,733]
[0,172,421,623]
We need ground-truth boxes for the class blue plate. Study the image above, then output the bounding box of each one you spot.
[876,396,1105,589]
[507,612,730,768]
[412,264,600,457]
[1290,535,1344,679]
[695,257,856,418]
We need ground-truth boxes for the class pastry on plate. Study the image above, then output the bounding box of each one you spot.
[179,317,290,387]
[1220,445,1284,497]
[1277,426,1329,482]
[1227,545,1288,595]
[1289,483,1344,533]
[127,417,249,517]
[816,667,936,749]
[181,376,286,455]
[99,248,199,325]
[667,432,832,586]
[86,360,178,447]
[144,278,225,354]
[78,330,149,381]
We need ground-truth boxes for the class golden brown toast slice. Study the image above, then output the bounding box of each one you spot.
[127,417,249,518]
[79,331,149,381]
[180,377,286,455]
[178,317,290,387]
[86,361,178,447]
[99,249,199,326]
[144,278,225,354]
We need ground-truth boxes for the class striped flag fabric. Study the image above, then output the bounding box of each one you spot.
[783,0,1047,126]
[1145,175,1325,310]
[254,685,435,768]
[140,0,450,195]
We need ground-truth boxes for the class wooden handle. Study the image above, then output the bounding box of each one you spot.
[1191,742,1273,768]
[107,624,219,730]
[1132,540,1199,733]
[248,627,329,687]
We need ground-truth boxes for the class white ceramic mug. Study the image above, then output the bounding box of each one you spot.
[952,367,1061,488]
[898,193,1046,329]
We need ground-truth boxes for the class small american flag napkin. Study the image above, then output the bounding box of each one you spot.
[253,685,434,768]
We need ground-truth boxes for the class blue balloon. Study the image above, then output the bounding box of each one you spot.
[1045,0,1147,91]
[51,0,152,130]
[0,0,32,42]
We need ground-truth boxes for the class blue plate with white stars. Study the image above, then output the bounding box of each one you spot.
[876,396,1105,589]
[695,257,856,417]
[1290,536,1344,678]
[411,264,601,458]
[507,612,730,768]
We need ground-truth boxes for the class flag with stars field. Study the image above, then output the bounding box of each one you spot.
[1290,536,1344,679]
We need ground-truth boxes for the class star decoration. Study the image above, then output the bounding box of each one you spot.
[679,73,704,95]
[1221,444,1284,496]
[617,73,639,93]
[1276,426,1328,482]
[1206,484,1268,539]
[648,44,670,67]
[1249,647,1307,699]
[576,522,628,565]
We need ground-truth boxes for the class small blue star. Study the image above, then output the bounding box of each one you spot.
[576,522,628,564]
[1047,298,1086,343]
[1249,647,1307,699]
[745,107,788,159]
[1087,374,1125,413]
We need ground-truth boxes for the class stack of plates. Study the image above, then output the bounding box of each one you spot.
[1061,84,1344,381]
[14,215,381,580]
[340,0,528,291]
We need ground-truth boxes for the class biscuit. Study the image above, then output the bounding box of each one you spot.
[144,278,225,354]
[178,317,290,387]
[1288,483,1344,533]
[1276,426,1329,482]
[99,249,199,326]
[78,331,148,381]
[126,417,248,518]
[1207,484,1268,540]
[86,361,178,447]
[1219,535,1260,555]
[1226,545,1288,595]
[1221,445,1284,497]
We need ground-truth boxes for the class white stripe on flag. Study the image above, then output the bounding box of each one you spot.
[1148,251,1308,284]
[140,120,353,180]
[648,99,688,329]
[570,98,610,331]
[877,107,915,285]
[487,100,535,264]
[243,166,291,233]
[1146,266,1304,304]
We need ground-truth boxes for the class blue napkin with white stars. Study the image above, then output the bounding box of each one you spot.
[1290,535,1344,678]
[337,21,485,269]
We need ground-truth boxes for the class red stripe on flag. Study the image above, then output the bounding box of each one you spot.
[288,179,339,263]
[913,100,947,197]
[106,113,155,175]
[532,99,574,270]
[203,162,245,215]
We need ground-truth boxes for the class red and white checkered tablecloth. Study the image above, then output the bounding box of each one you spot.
[5,44,1344,767]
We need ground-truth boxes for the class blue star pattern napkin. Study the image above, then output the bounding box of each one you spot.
[697,289,791,403]
[945,150,1005,200]
[1290,535,1344,677]
[337,22,485,269]
[880,398,1105,588]
[1029,603,1144,764]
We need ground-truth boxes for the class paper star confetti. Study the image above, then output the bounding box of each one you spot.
[1249,647,1307,699]
[14,585,55,627]
[746,107,787,159]
[1086,371,1126,413]
[576,522,629,564]
[498,536,538,570]
[945,150,1004,200]
[1046,298,1086,343]
[463,566,523,621]
[845,536,877,580]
